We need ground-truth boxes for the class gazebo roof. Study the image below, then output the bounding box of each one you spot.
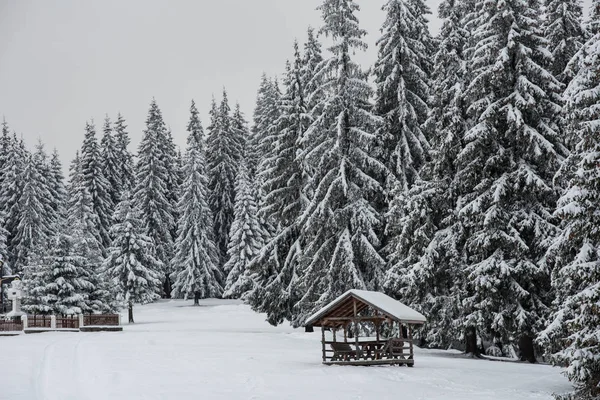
[305,290,426,327]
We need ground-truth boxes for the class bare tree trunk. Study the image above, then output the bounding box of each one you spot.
[519,334,536,363]
[128,302,134,324]
[163,276,172,299]
[465,326,480,357]
[194,292,200,306]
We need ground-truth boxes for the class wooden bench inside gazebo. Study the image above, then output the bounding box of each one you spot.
[305,290,426,366]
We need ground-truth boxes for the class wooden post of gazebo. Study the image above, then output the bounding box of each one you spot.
[304,290,427,366]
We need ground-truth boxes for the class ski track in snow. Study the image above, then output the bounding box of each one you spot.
[2,300,573,400]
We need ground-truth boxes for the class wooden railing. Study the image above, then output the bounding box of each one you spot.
[323,338,413,363]
[83,314,119,326]
[0,320,23,332]
[28,315,52,328]
[56,315,79,329]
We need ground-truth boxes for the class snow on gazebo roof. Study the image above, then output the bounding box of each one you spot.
[305,289,426,327]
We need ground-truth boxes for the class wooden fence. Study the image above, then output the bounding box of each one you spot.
[28,315,52,328]
[56,315,79,329]
[83,314,119,326]
[0,319,22,332]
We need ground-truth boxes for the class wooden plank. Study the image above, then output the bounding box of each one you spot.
[323,359,415,366]
[321,326,326,363]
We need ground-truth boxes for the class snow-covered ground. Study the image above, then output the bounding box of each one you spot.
[2,300,571,400]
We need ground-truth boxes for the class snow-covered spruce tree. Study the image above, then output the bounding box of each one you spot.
[231,102,249,163]
[171,102,222,304]
[455,0,565,361]
[301,27,324,116]
[386,0,469,349]
[248,43,311,325]
[252,76,282,185]
[0,119,11,185]
[0,134,27,267]
[66,151,113,313]
[134,99,175,297]
[539,30,600,400]
[42,220,95,315]
[207,90,240,269]
[101,116,122,209]
[80,121,113,250]
[222,160,265,299]
[49,149,67,223]
[104,191,162,323]
[11,153,51,274]
[114,113,135,193]
[373,0,432,203]
[544,0,584,84]
[292,0,386,326]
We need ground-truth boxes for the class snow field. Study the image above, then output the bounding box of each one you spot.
[1,299,572,400]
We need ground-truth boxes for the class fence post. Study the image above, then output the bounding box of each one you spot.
[78,314,84,328]
[50,315,56,329]
[21,314,27,330]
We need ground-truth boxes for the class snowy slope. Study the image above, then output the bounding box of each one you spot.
[1,300,571,400]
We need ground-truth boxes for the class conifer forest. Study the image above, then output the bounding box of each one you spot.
[1,0,600,398]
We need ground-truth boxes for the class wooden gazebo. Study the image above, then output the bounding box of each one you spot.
[305,290,426,366]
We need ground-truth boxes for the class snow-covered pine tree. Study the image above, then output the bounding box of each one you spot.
[11,152,51,274]
[134,100,175,297]
[384,0,469,349]
[49,149,67,224]
[301,27,324,116]
[373,0,437,328]
[32,141,58,239]
[247,42,311,325]
[66,150,112,312]
[114,113,135,193]
[171,101,222,304]
[104,191,162,323]
[232,102,249,162]
[42,220,95,316]
[373,0,432,205]
[544,0,584,85]
[207,90,240,269]
[80,121,113,250]
[223,160,265,299]
[101,116,122,209]
[0,119,11,185]
[292,0,386,326]
[539,28,600,399]
[456,0,565,361]
[252,76,282,186]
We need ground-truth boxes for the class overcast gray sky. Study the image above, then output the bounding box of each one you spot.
[0,0,592,168]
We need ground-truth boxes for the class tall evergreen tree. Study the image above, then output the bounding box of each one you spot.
[101,116,122,209]
[134,100,175,296]
[11,153,51,273]
[539,28,600,399]
[171,102,222,304]
[207,90,240,268]
[0,134,28,268]
[544,0,584,84]
[223,161,265,299]
[292,0,386,326]
[114,113,135,192]
[80,121,113,249]
[385,0,469,348]
[252,76,282,185]
[374,0,432,196]
[455,0,565,360]
[104,191,162,323]
[248,43,312,325]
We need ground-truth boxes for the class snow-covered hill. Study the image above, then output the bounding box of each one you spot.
[2,300,571,399]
